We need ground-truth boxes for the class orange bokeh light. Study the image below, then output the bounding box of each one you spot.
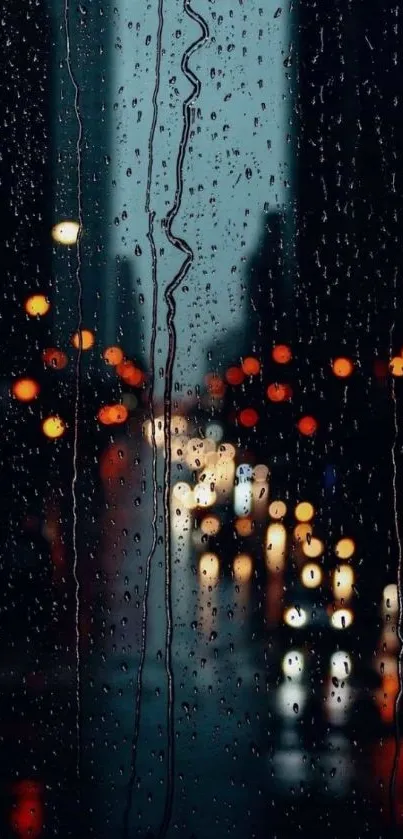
[116,360,144,386]
[225,366,245,386]
[272,344,292,364]
[332,357,354,378]
[266,382,292,402]
[42,416,66,439]
[12,378,40,402]
[72,329,95,350]
[297,415,318,436]
[98,404,128,425]
[205,373,226,397]
[103,346,124,366]
[242,357,260,376]
[390,357,403,377]
[24,294,50,317]
[42,347,68,369]
[234,517,254,537]
[239,407,259,427]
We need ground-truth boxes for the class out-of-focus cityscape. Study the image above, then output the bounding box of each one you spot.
[1,1,403,837]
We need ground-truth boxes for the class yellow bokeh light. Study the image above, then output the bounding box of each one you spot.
[390,357,403,377]
[295,501,314,522]
[301,563,322,588]
[302,537,324,559]
[284,607,307,628]
[103,346,124,366]
[383,583,398,613]
[332,357,354,378]
[200,515,221,536]
[42,416,65,439]
[234,517,254,537]
[12,378,40,402]
[335,537,355,559]
[268,500,287,520]
[51,220,80,245]
[332,564,354,600]
[265,522,287,571]
[233,554,253,583]
[199,552,220,584]
[330,608,353,630]
[25,294,50,317]
[72,329,95,350]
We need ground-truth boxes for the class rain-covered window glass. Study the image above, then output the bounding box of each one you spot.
[1,1,403,836]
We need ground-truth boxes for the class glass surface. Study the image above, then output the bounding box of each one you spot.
[1,1,402,836]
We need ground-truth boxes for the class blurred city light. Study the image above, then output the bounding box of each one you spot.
[390,356,403,376]
[103,345,124,366]
[266,382,292,402]
[234,516,254,537]
[332,564,354,600]
[24,294,50,317]
[330,608,354,629]
[225,366,245,385]
[272,344,292,364]
[284,606,307,628]
[42,415,65,439]
[266,522,287,571]
[282,650,305,680]
[200,515,221,536]
[239,407,259,427]
[295,501,314,522]
[42,347,68,369]
[71,329,95,350]
[335,537,355,559]
[383,583,398,614]
[97,404,128,425]
[242,356,260,375]
[233,554,253,583]
[12,378,40,402]
[302,536,324,558]
[199,552,220,584]
[297,415,318,436]
[268,500,287,519]
[332,357,354,378]
[301,562,322,588]
[330,651,352,680]
[51,220,80,245]
[293,522,312,543]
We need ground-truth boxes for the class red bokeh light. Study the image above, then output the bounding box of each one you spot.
[225,366,245,386]
[239,408,259,427]
[266,382,292,402]
[272,344,292,364]
[297,415,318,436]
[242,356,260,376]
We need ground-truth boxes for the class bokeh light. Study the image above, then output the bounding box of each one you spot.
[266,382,292,402]
[97,404,128,425]
[331,608,353,630]
[24,294,50,317]
[301,563,322,588]
[282,650,305,680]
[42,347,68,369]
[42,416,65,439]
[103,346,124,366]
[72,329,95,350]
[242,356,260,376]
[116,359,144,386]
[199,552,220,584]
[335,537,355,559]
[225,366,245,385]
[390,357,403,377]
[234,517,254,537]
[332,357,354,378]
[239,407,259,427]
[51,220,80,245]
[272,344,292,364]
[200,515,221,536]
[266,522,287,571]
[295,501,314,522]
[332,564,354,600]
[233,554,253,583]
[302,537,324,558]
[383,583,398,613]
[294,523,312,543]
[297,415,318,436]
[269,500,287,519]
[12,378,40,402]
[330,651,352,680]
[284,607,307,628]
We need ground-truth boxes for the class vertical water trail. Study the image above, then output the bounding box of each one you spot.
[390,315,403,825]
[64,0,84,784]
[122,2,164,836]
[158,4,209,837]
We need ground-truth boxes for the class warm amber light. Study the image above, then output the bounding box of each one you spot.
[51,220,80,245]
[234,516,254,537]
[242,357,260,376]
[297,415,318,436]
[72,329,95,350]
[25,294,50,317]
[295,501,314,523]
[239,408,259,427]
[103,346,124,366]
[272,344,292,364]
[42,416,65,439]
[116,360,144,386]
[332,564,354,600]
[266,522,287,571]
[330,608,353,630]
[200,515,221,536]
[332,357,354,378]
[302,537,324,558]
[335,537,355,559]
[390,357,403,377]
[294,523,312,543]
[266,382,292,402]
[268,500,287,519]
[42,348,68,369]
[205,373,226,397]
[12,378,40,402]
[225,366,245,385]
[301,563,322,588]
[199,552,220,584]
[233,554,253,583]
[284,606,307,628]
[97,404,128,425]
